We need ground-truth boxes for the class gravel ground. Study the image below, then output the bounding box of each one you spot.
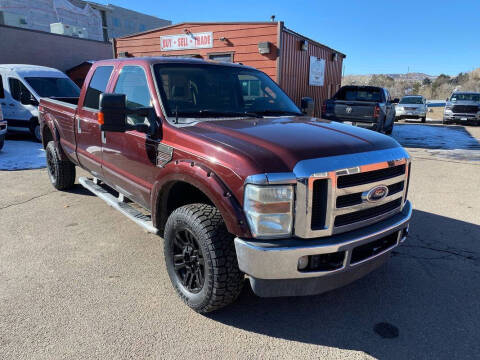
[0,125,479,360]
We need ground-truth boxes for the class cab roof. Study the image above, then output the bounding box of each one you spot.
[95,56,256,70]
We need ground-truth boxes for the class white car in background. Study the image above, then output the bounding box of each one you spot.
[0,103,6,150]
[0,65,80,142]
[395,95,428,123]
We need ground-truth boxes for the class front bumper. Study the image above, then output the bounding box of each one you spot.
[396,110,426,118]
[444,113,480,122]
[0,121,7,136]
[234,200,412,297]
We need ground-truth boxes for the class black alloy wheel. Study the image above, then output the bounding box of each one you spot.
[46,143,58,183]
[172,229,205,293]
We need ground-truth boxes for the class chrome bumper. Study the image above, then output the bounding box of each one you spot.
[234,200,412,296]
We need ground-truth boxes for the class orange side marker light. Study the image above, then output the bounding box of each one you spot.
[97,112,104,125]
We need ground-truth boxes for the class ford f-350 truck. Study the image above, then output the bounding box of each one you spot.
[39,58,412,313]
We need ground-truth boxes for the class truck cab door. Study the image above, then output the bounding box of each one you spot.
[101,64,161,208]
[76,65,114,179]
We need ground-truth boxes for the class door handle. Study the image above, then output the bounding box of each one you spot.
[8,104,15,107]
[1,102,6,105]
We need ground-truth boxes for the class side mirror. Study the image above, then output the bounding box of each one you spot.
[21,92,38,106]
[301,97,314,116]
[99,93,128,132]
[392,98,400,104]
[99,93,156,134]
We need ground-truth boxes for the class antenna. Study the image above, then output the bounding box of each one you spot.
[270,15,276,22]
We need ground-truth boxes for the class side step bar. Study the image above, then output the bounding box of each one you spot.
[79,177,159,234]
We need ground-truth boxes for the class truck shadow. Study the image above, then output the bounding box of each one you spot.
[392,124,480,151]
[208,209,480,359]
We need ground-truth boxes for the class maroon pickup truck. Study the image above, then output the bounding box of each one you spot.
[39,57,412,313]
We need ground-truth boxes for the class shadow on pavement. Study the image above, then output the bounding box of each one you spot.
[392,124,480,150]
[208,209,480,359]
[65,183,94,197]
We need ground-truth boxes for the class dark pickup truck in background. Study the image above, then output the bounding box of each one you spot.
[39,58,411,313]
[322,85,398,134]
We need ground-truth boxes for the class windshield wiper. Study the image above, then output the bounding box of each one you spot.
[252,110,303,117]
[176,109,262,118]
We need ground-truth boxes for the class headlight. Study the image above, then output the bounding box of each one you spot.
[244,184,294,238]
[396,106,404,111]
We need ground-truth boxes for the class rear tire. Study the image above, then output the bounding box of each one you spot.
[0,134,4,151]
[45,141,76,190]
[442,118,450,125]
[164,203,244,313]
[421,117,426,123]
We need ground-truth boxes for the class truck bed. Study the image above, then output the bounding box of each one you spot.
[39,97,79,162]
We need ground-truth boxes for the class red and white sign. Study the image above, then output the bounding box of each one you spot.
[160,32,213,51]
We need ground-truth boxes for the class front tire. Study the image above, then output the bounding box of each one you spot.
[421,116,426,123]
[0,134,4,151]
[45,141,76,190]
[164,203,244,313]
[30,118,41,142]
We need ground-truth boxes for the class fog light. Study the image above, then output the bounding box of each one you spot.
[297,256,309,270]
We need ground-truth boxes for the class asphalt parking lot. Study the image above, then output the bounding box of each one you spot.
[1,123,479,359]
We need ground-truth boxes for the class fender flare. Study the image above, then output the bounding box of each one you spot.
[151,159,251,238]
[41,114,67,161]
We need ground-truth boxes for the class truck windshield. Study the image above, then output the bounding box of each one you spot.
[153,63,302,119]
[400,97,423,104]
[25,77,80,98]
[450,93,480,102]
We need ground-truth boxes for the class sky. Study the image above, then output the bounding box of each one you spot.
[104,0,480,76]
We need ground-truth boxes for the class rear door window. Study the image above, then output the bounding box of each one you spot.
[83,66,114,110]
[335,87,383,102]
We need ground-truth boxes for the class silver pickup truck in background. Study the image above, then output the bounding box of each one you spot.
[443,92,480,125]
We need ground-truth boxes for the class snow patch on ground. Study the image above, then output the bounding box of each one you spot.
[0,140,46,170]
[392,124,480,161]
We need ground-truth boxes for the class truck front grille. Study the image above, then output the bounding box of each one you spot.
[334,199,402,227]
[309,161,408,236]
[452,105,478,114]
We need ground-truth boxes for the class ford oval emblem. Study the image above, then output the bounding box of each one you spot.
[363,185,389,203]
[346,106,352,114]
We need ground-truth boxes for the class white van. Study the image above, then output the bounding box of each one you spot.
[0,65,80,141]
[0,103,6,150]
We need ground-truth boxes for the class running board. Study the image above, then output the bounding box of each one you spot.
[79,177,159,234]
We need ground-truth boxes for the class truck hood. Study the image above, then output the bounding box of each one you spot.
[183,116,401,173]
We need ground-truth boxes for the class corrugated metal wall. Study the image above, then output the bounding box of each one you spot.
[115,22,279,80]
[280,29,344,116]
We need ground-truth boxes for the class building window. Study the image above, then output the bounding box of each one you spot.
[208,53,234,63]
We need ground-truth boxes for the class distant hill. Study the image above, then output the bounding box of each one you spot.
[342,69,480,99]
